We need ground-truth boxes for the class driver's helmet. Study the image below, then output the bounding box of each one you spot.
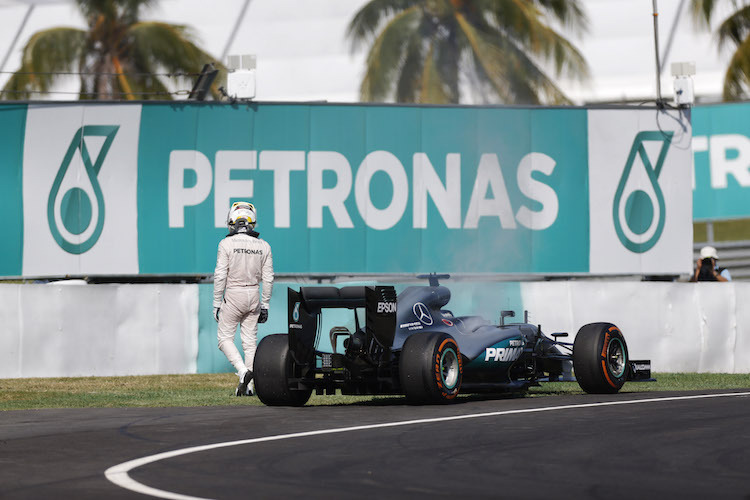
[227,201,256,231]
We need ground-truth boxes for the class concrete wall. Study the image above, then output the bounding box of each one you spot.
[0,283,198,378]
[1,281,748,378]
[520,281,750,374]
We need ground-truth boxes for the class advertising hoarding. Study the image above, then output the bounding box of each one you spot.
[0,102,694,277]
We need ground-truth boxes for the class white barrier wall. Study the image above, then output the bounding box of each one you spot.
[0,283,199,378]
[0,282,747,378]
[521,282,750,374]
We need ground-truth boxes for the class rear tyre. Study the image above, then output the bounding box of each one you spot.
[254,334,312,406]
[399,332,462,403]
[573,323,629,394]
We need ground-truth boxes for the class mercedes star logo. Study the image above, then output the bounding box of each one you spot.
[412,302,433,326]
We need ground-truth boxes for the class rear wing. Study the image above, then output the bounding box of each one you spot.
[287,285,397,365]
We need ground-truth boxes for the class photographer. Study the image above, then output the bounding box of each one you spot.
[690,246,731,282]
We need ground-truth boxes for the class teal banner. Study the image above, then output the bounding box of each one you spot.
[0,104,26,276]
[693,103,750,221]
[137,103,589,274]
[0,102,694,277]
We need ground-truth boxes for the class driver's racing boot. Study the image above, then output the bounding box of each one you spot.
[235,369,253,396]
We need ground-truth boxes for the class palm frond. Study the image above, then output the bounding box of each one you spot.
[690,0,750,100]
[533,0,588,34]
[457,11,568,104]
[525,21,590,80]
[716,5,750,48]
[5,0,221,101]
[346,0,423,52]
[1,66,37,100]
[76,0,154,24]
[689,0,720,28]
[480,0,586,74]
[120,0,157,24]
[360,6,423,101]
[419,40,452,103]
[129,22,215,71]
[722,31,750,99]
[453,11,513,100]
[22,27,87,74]
[77,0,117,26]
[127,21,224,99]
[433,31,461,103]
[1,27,87,99]
[480,0,542,45]
[395,27,427,102]
[466,1,586,97]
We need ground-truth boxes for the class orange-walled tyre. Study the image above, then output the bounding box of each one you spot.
[573,323,629,394]
[400,332,462,403]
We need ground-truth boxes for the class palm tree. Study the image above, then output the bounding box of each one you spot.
[2,0,222,100]
[347,0,589,105]
[691,0,750,100]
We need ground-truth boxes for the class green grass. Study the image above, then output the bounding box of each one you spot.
[693,222,707,243]
[713,219,750,241]
[1,373,749,411]
[694,218,750,243]
[528,372,750,396]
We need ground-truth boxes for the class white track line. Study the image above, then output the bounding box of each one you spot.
[105,391,750,500]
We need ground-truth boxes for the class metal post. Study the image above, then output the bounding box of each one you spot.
[660,0,687,73]
[0,5,35,74]
[221,0,252,63]
[652,0,663,103]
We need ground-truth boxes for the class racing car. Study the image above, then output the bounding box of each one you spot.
[254,274,651,405]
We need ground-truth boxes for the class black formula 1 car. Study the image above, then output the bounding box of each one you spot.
[254,275,652,405]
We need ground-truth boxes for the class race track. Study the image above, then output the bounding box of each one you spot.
[2,390,749,499]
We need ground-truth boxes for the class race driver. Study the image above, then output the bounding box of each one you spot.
[213,201,274,396]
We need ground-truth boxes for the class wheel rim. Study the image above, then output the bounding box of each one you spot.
[607,338,626,378]
[440,348,459,389]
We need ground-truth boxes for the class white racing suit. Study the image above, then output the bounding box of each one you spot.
[213,231,274,375]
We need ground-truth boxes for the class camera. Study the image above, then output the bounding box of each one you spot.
[698,257,716,281]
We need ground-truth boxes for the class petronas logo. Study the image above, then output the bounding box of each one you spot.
[612,131,673,253]
[47,126,119,254]
[292,302,300,322]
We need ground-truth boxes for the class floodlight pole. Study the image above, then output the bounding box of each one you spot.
[221,0,252,62]
[0,5,35,74]
[660,0,687,73]
[652,0,663,104]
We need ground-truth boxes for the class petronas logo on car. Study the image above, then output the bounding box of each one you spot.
[47,126,119,254]
[612,131,673,253]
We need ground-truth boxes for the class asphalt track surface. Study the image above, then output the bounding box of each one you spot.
[2,390,750,500]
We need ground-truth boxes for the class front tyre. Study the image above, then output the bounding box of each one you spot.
[573,323,629,394]
[400,332,462,403]
[254,334,312,406]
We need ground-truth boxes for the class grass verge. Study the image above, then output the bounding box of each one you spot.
[694,218,750,243]
[1,373,749,411]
